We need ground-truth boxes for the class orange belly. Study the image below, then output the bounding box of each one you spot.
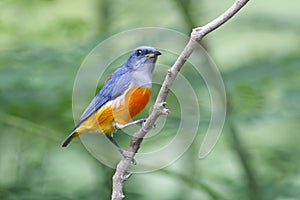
[76,86,151,135]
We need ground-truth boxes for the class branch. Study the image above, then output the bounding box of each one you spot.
[111,0,250,199]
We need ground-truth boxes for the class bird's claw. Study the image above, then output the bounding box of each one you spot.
[131,158,137,165]
[141,118,156,132]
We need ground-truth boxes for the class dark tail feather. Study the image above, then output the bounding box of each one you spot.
[62,130,78,147]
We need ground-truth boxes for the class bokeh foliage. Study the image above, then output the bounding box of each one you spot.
[0,0,300,199]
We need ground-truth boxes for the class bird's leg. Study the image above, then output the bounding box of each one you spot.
[114,118,157,132]
[105,134,136,165]
[105,134,125,155]
[114,118,146,129]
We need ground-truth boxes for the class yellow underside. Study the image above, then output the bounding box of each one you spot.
[76,86,151,137]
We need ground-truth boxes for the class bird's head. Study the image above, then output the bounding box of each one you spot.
[125,46,161,72]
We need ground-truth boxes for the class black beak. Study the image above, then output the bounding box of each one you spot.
[145,50,162,58]
[154,50,162,56]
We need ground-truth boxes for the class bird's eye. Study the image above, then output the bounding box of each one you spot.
[136,49,142,56]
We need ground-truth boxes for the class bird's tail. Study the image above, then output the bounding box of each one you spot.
[62,129,79,147]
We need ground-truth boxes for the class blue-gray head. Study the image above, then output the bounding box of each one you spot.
[125,46,161,71]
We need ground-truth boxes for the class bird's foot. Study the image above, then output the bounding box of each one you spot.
[141,118,157,132]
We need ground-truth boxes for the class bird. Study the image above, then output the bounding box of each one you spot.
[62,46,161,160]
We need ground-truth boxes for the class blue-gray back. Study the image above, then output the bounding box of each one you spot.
[77,65,131,126]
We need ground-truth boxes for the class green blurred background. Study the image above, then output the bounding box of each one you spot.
[1,0,300,199]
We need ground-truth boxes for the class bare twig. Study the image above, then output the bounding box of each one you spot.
[111,1,250,199]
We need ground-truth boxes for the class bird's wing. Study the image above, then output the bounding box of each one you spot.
[76,66,131,126]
